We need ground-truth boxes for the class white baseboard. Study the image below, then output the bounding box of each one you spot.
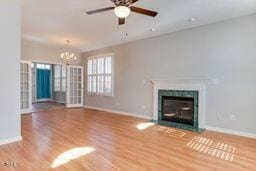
[0,136,22,146]
[51,100,66,104]
[205,126,256,139]
[21,108,32,115]
[35,98,52,103]
[85,106,255,139]
[85,106,152,120]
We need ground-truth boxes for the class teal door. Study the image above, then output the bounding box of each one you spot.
[36,69,51,99]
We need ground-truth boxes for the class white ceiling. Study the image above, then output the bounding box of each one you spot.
[21,0,256,52]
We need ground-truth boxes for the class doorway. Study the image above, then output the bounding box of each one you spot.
[20,60,84,114]
[31,62,66,112]
[34,63,51,102]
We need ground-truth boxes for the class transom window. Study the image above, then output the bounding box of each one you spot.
[87,54,113,96]
[37,63,51,70]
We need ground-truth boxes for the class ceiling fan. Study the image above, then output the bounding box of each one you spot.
[86,0,158,25]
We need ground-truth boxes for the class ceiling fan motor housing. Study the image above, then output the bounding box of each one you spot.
[111,0,135,6]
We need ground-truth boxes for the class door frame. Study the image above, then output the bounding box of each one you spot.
[31,61,55,103]
[30,60,68,104]
[21,59,83,111]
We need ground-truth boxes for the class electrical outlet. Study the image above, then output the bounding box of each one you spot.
[230,115,236,121]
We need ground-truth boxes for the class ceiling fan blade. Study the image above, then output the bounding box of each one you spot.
[130,6,158,17]
[119,18,125,25]
[86,7,115,15]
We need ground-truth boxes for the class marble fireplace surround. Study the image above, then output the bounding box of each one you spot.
[151,79,206,130]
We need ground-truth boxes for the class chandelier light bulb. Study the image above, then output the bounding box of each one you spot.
[114,6,131,18]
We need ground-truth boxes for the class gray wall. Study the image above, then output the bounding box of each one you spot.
[82,14,256,134]
[0,0,21,141]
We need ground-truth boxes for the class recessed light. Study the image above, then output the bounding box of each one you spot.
[188,18,196,22]
[150,28,156,32]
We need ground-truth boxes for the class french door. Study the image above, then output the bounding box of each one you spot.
[66,66,84,108]
[20,61,32,114]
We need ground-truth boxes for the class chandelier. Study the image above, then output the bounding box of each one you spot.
[61,40,77,64]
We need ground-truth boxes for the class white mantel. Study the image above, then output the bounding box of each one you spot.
[151,79,206,129]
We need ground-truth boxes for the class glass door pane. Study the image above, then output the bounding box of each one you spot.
[20,61,31,113]
[67,66,84,108]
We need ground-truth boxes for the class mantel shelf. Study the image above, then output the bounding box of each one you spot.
[149,78,219,85]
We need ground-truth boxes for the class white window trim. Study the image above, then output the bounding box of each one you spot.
[87,53,114,97]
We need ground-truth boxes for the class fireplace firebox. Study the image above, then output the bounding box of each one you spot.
[161,96,194,126]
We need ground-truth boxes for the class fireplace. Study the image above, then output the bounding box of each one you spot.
[161,96,194,126]
[157,90,200,131]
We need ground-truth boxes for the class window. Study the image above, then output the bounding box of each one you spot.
[87,54,113,96]
[54,65,66,92]
[54,65,61,91]
[61,66,66,91]
[37,63,50,70]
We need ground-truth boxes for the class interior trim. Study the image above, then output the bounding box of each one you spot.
[84,106,152,120]
[0,136,22,146]
[205,126,256,139]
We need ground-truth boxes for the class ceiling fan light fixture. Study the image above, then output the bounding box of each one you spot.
[114,6,131,18]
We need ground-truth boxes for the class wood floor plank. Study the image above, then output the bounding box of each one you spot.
[0,108,255,170]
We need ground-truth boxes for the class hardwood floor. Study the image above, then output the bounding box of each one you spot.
[0,108,255,170]
[31,102,66,113]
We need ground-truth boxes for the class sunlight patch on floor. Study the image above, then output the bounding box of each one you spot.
[137,122,155,130]
[155,126,186,138]
[186,136,235,162]
[52,147,95,168]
